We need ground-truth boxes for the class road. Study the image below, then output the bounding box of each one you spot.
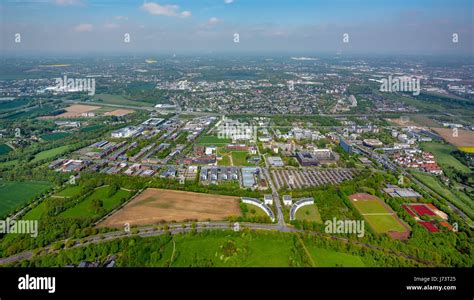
[0,221,434,266]
[262,161,286,228]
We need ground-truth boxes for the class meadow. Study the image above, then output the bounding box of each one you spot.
[0,181,52,217]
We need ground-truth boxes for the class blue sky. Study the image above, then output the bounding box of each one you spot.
[1,0,472,54]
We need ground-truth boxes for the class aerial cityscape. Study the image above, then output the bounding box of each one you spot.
[0,0,472,297]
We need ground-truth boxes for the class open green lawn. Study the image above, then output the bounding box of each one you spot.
[244,203,271,219]
[0,181,52,217]
[92,93,153,107]
[0,144,13,155]
[60,186,131,218]
[217,154,231,166]
[40,132,69,141]
[197,135,231,145]
[307,247,366,267]
[55,185,83,197]
[22,200,48,220]
[295,204,322,223]
[231,151,252,166]
[31,145,72,163]
[171,232,297,267]
[411,171,474,220]
[421,142,470,173]
[364,215,407,233]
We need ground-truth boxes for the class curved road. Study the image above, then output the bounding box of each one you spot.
[0,221,434,267]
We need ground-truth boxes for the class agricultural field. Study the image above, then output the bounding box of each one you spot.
[349,193,410,239]
[40,104,100,119]
[92,93,153,107]
[0,181,52,217]
[421,142,470,173]
[99,188,241,227]
[60,186,131,218]
[295,204,322,223]
[40,132,69,141]
[31,145,73,163]
[432,128,474,148]
[0,144,13,155]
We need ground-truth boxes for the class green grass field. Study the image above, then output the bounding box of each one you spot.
[352,200,388,214]
[31,145,72,163]
[218,154,231,166]
[307,247,366,267]
[351,199,407,234]
[22,200,48,220]
[295,204,322,223]
[364,215,407,233]
[421,142,470,173]
[60,186,131,218]
[170,232,297,267]
[40,132,69,141]
[92,93,153,107]
[0,144,13,155]
[55,185,83,197]
[231,151,252,166]
[23,186,83,220]
[244,203,271,219]
[197,135,231,145]
[0,181,52,217]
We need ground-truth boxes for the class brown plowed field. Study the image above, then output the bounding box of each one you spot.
[98,188,241,227]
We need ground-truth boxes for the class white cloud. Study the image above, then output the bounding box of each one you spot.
[54,0,84,6]
[104,22,119,29]
[208,17,220,25]
[224,0,234,4]
[180,11,191,18]
[74,23,93,32]
[141,2,190,18]
[115,16,129,21]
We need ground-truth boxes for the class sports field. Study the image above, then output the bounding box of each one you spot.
[197,135,231,145]
[0,181,52,217]
[99,188,241,227]
[349,193,410,238]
